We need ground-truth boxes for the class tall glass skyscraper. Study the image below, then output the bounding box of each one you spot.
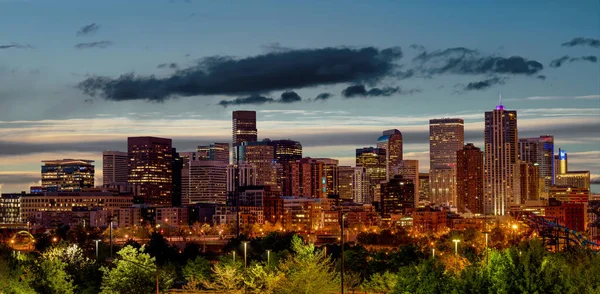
[429,118,464,206]
[41,159,95,192]
[376,129,403,181]
[518,135,554,194]
[232,110,258,162]
[128,136,173,206]
[484,102,518,215]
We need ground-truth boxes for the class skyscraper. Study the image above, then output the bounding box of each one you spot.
[314,158,339,198]
[380,175,415,218]
[41,159,95,192]
[418,173,430,204]
[377,129,403,180]
[456,143,484,214]
[484,99,518,215]
[197,143,230,164]
[289,157,325,198]
[127,136,173,206]
[271,139,303,164]
[429,118,464,207]
[238,140,278,188]
[353,166,371,204]
[102,151,128,185]
[518,135,554,193]
[338,166,355,200]
[393,160,419,207]
[232,110,258,162]
[182,160,227,205]
[356,147,386,204]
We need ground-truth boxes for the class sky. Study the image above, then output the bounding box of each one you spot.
[0,0,599,193]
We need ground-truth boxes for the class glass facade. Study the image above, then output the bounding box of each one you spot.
[41,159,95,192]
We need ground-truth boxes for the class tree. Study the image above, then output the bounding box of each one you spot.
[244,263,285,293]
[202,257,244,293]
[30,257,76,294]
[42,243,100,293]
[100,245,174,294]
[274,235,339,294]
[361,271,397,294]
[182,256,211,283]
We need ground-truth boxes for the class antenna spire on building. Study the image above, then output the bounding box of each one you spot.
[495,92,505,110]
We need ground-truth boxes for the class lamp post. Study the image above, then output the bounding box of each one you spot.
[94,239,101,260]
[484,232,489,265]
[109,221,113,258]
[242,241,250,269]
[453,239,460,255]
[266,249,271,266]
[232,251,236,263]
[511,223,519,245]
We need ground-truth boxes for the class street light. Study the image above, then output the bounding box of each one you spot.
[242,241,250,269]
[266,249,271,266]
[484,232,489,265]
[232,251,236,263]
[452,239,460,256]
[94,239,101,260]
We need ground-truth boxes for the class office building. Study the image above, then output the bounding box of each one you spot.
[271,139,302,164]
[518,162,540,202]
[41,159,95,192]
[554,148,568,177]
[377,129,403,180]
[418,173,430,204]
[353,166,371,204]
[356,147,387,201]
[392,160,419,207]
[238,140,278,189]
[518,135,554,193]
[314,158,339,198]
[0,194,21,224]
[380,175,415,218]
[182,160,227,205]
[546,200,587,232]
[172,149,183,207]
[289,157,325,198]
[197,143,230,164]
[555,171,591,190]
[127,136,173,206]
[549,186,590,203]
[456,143,484,214]
[338,166,355,200]
[232,110,257,162]
[484,100,518,215]
[429,118,464,207]
[102,151,128,185]
[226,162,257,192]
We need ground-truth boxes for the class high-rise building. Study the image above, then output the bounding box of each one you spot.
[272,139,302,164]
[289,157,325,198]
[238,140,279,189]
[172,148,183,207]
[380,175,415,218]
[127,136,173,206]
[356,147,387,202]
[429,118,464,207]
[555,171,591,190]
[377,129,403,180]
[232,110,258,162]
[554,148,568,177]
[0,194,21,224]
[182,160,227,205]
[518,135,554,193]
[518,162,540,202]
[456,143,484,214]
[484,100,518,215]
[314,158,339,198]
[338,166,355,200]
[41,159,95,192]
[197,143,230,164]
[226,162,257,192]
[393,160,419,207]
[418,173,430,204]
[102,151,128,185]
[353,166,371,204]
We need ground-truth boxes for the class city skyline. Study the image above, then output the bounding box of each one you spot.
[1,1,599,193]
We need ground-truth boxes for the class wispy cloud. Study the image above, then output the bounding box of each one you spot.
[74,41,113,49]
[0,43,33,49]
[76,23,100,36]
[506,95,600,101]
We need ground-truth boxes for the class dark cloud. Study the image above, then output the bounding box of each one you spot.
[409,44,426,51]
[550,55,569,68]
[561,37,600,48]
[463,77,506,91]
[157,63,179,69]
[84,98,94,104]
[0,43,33,49]
[77,23,100,36]
[74,41,113,49]
[550,55,597,68]
[536,75,546,80]
[279,91,302,103]
[314,92,333,101]
[342,84,419,98]
[218,90,303,107]
[218,94,274,107]
[77,46,404,102]
[414,47,543,76]
[570,55,598,63]
[0,173,40,185]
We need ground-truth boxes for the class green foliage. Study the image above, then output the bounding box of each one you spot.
[42,243,100,292]
[361,271,397,293]
[243,262,285,294]
[99,245,174,294]
[0,248,36,294]
[201,257,244,293]
[182,256,211,282]
[274,235,340,294]
[32,257,77,294]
